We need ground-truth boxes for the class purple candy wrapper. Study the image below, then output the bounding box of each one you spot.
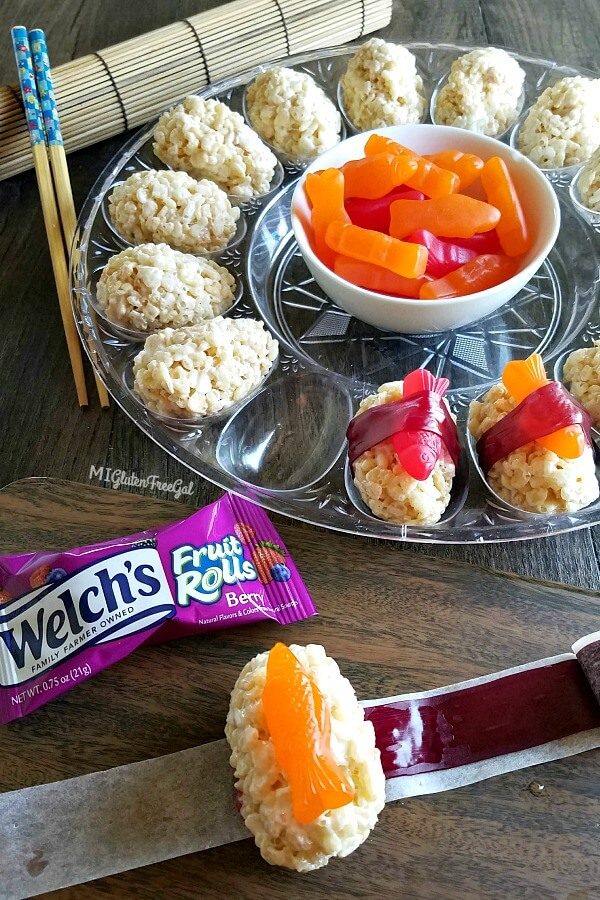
[0,493,316,724]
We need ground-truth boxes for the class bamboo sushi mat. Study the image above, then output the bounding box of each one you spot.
[0,0,392,181]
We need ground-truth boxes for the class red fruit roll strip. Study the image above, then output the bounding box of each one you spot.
[424,150,484,190]
[305,168,349,268]
[480,155,531,257]
[325,221,428,279]
[345,185,426,233]
[475,381,593,474]
[364,134,459,198]
[390,194,501,241]
[366,647,600,799]
[347,390,460,470]
[342,152,418,199]
[333,255,431,297]
[419,254,518,299]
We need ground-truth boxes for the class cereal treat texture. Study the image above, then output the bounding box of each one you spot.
[96,243,236,332]
[246,67,341,160]
[518,76,600,169]
[564,341,600,427]
[577,146,600,211]
[109,170,239,254]
[133,316,278,419]
[352,382,455,525]
[468,383,599,513]
[341,38,426,130]
[153,96,277,200]
[434,47,525,136]
[225,644,385,872]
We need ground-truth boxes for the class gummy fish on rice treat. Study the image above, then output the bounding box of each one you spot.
[225,642,385,872]
[346,369,461,526]
[469,354,599,514]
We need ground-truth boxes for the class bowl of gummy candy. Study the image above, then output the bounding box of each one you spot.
[291,124,560,333]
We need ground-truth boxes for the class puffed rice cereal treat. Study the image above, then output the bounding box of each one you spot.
[469,382,599,513]
[577,146,600,211]
[564,341,600,427]
[133,316,278,419]
[109,170,239,254]
[245,67,341,160]
[518,76,600,169]
[153,96,277,200]
[96,243,236,332]
[352,382,455,525]
[340,38,426,130]
[225,643,385,872]
[434,47,525,136]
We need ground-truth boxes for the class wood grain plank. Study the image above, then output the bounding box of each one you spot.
[480,0,600,69]
[0,478,598,899]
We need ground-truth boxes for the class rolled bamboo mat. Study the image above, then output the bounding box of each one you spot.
[0,0,391,181]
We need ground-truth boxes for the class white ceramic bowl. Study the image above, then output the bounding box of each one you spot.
[291,124,561,334]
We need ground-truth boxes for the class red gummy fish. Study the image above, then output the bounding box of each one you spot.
[391,369,450,480]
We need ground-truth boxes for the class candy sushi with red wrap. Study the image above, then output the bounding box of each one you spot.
[468,354,599,513]
[346,369,461,525]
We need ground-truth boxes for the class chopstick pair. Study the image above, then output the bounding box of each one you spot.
[11,26,109,408]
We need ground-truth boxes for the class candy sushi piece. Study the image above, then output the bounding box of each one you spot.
[469,354,599,513]
[225,643,385,871]
[346,370,460,525]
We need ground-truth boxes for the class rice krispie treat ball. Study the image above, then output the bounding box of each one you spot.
[96,243,236,332]
[153,96,277,200]
[434,47,525,136]
[352,382,455,525]
[564,341,600,427]
[225,643,385,872]
[577,146,600,210]
[109,170,239,254]
[340,38,426,130]
[469,383,599,513]
[133,316,278,419]
[518,76,600,168]
[246,67,341,160]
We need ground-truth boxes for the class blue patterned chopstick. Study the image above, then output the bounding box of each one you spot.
[29,28,63,147]
[10,26,45,147]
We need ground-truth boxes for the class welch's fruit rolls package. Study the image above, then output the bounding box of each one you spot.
[0,493,316,724]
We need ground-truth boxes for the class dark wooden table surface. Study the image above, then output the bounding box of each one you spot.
[1,478,600,899]
[1,0,600,586]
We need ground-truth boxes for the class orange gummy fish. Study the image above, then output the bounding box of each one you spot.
[262,643,355,824]
[502,354,584,458]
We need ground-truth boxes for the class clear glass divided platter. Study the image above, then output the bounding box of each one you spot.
[71,42,600,543]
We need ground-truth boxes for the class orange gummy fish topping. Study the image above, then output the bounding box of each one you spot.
[262,643,355,825]
[502,354,584,458]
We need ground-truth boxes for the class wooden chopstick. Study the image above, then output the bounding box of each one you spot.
[29,28,110,408]
[11,26,89,407]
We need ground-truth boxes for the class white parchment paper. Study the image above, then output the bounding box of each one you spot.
[0,739,248,899]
